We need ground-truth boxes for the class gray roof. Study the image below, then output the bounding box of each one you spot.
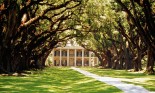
[55,40,84,49]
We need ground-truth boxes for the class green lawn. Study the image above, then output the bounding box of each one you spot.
[81,67,155,91]
[0,67,122,93]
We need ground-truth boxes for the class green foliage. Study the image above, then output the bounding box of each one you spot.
[76,0,122,52]
[0,0,85,73]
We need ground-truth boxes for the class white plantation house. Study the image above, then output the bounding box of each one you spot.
[48,40,99,66]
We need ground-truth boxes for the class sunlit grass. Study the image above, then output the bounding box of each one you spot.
[81,67,155,91]
[0,67,122,93]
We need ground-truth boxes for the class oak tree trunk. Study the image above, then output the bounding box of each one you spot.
[145,46,155,74]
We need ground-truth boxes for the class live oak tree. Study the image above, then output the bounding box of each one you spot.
[115,0,155,74]
[75,0,155,74]
[0,0,84,73]
[76,0,122,69]
[0,0,154,74]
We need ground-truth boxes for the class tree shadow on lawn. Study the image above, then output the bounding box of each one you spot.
[0,67,122,93]
[124,79,155,91]
[82,67,155,91]
[82,67,146,78]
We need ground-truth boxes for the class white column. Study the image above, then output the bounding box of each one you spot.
[93,53,95,66]
[82,49,84,66]
[67,49,69,66]
[97,57,99,65]
[60,49,62,66]
[74,49,77,66]
[89,51,91,67]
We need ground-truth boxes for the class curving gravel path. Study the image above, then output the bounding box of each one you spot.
[71,67,154,93]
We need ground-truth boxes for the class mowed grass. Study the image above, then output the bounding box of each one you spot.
[0,67,122,93]
[81,67,155,91]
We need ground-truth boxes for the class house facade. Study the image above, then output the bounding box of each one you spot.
[51,42,99,66]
